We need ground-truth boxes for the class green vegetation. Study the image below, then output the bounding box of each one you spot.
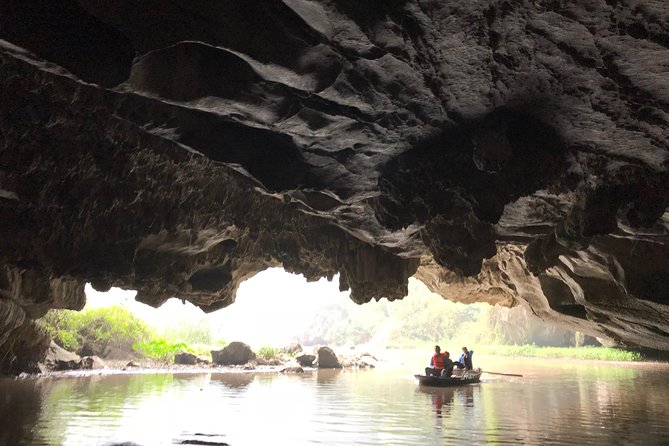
[39,306,152,355]
[257,346,280,360]
[132,338,189,361]
[297,287,647,361]
[40,306,226,363]
[161,316,213,345]
[300,289,597,351]
[476,345,642,361]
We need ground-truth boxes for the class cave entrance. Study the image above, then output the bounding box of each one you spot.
[45,268,592,366]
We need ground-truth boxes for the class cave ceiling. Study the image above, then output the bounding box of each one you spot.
[0,0,668,368]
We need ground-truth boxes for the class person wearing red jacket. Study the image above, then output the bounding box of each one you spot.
[425,345,447,376]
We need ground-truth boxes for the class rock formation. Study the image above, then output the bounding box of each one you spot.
[0,0,667,371]
[211,342,256,365]
[317,346,342,368]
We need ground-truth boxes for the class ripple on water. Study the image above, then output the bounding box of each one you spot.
[2,360,669,446]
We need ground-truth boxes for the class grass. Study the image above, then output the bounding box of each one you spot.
[132,339,189,362]
[476,345,642,361]
[257,346,281,360]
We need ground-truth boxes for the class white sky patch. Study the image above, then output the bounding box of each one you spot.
[85,268,353,347]
[85,268,447,348]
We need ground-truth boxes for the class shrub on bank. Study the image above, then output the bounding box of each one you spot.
[39,306,153,356]
[133,338,189,362]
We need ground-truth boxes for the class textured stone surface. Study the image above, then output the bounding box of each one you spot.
[174,352,199,365]
[0,0,668,370]
[316,346,342,369]
[296,353,316,367]
[211,342,257,365]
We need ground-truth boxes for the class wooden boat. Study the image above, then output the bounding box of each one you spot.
[415,368,482,387]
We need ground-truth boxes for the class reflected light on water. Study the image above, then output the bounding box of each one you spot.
[1,358,669,445]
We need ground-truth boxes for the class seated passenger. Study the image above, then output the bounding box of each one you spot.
[440,351,455,377]
[425,345,446,376]
[454,346,473,370]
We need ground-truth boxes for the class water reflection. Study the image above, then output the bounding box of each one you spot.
[316,368,342,384]
[209,373,254,389]
[0,358,668,445]
[0,378,46,445]
[417,384,476,418]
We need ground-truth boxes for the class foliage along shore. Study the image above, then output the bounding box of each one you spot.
[37,306,656,369]
[475,345,643,362]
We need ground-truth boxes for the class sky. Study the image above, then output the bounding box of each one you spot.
[86,268,425,347]
[85,268,444,348]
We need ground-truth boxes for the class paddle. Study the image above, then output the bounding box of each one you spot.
[482,370,523,377]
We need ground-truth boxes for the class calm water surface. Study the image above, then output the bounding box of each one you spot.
[1,355,668,445]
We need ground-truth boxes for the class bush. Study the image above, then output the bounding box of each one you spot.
[39,306,153,356]
[133,338,189,362]
[40,310,82,350]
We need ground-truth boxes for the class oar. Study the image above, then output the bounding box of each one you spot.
[482,370,523,377]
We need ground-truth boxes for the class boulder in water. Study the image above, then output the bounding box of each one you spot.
[316,346,341,369]
[211,342,256,365]
[295,353,316,367]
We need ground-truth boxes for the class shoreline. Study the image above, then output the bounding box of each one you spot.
[8,353,669,380]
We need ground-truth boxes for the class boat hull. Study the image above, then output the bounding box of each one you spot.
[415,370,481,387]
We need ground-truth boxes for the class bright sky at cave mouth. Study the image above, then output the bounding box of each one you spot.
[86,268,439,348]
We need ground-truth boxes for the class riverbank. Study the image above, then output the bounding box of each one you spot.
[475,345,645,361]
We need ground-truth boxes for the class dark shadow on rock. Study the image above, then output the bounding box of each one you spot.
[0,0,134,87]
[375,106,570,275]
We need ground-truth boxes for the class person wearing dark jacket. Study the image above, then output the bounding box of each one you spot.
[454,346,473,370]
[440,351,455,377]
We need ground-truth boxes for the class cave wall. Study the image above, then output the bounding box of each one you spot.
[0,0,667,370]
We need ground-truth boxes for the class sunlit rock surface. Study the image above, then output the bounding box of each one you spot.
[0,0,668,370]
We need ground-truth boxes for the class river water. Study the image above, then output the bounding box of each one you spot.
[1,355,668,445]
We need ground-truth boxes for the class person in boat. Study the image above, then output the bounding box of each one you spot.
[454,346,473,370]
[440,351,455,377]
[425,345,446,376]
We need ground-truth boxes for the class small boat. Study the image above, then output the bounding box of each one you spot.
[414,368,482,387]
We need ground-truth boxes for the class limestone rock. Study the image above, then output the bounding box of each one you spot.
[79,355,106,370]
[316,347,342,369]
[211,342,256,365]
[340,354,377,369]
[40,341,82,371]
[174,352,199,365]
[281,342,303,355]
[0,0,668,372]
[295,354,316,367]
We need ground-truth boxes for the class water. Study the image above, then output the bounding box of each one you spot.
[1,356,668,445]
